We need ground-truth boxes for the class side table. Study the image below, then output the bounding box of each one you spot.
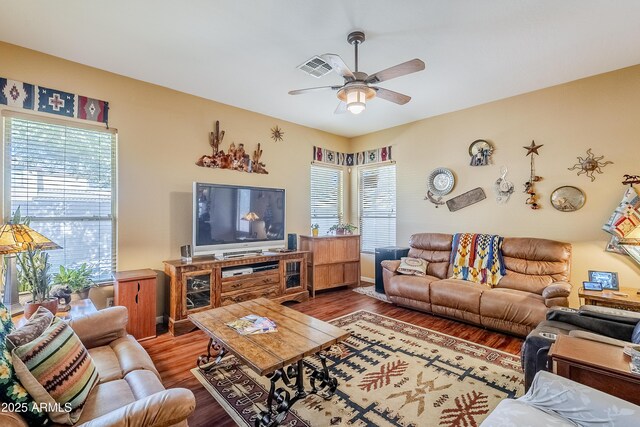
[578,287,640,312]
[114,269,157,341]
[548,334,640,405]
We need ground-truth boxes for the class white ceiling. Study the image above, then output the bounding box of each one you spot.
[1,1,640,137]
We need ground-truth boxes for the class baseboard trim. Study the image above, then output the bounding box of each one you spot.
[360,276,374,284]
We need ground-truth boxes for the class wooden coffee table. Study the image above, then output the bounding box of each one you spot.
[188,298,350,426]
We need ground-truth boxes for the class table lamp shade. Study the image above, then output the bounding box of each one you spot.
[0,223,62,254]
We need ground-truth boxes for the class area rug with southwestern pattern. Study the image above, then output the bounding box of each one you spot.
[192,310,524,426]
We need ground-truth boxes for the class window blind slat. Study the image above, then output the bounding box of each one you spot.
[359,164,396,253]
[5,116,117,282]
[310,165,343,236]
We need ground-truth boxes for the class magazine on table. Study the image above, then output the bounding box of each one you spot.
[226,314,277,335]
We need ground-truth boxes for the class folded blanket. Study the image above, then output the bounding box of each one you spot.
[450,233,506,286]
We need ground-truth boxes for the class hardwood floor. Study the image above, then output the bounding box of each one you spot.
[141,288,523,427]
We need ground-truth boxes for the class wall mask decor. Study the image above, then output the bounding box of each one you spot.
[523,140,543,210]
[494,166,514,204]
[196,120,269,174]
[468,139,493,166]
[550,186,586,212]
[568,149,613,181]
[425,167,455,207]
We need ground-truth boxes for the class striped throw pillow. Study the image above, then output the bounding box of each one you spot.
[12,317,99,425]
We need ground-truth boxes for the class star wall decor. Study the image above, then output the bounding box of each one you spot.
[523,140,544,156]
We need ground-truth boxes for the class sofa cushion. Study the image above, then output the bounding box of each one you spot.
[397,257,428,276]
[430,279,488,314]
[110,335,161,381]
[12,317,99,425]
[386,274,438,302]
[634,321,640,344]
[88,345,123,384]
[480,288,547,329]
[124,369,165,401]
[407,233,452,279]
[6,306,54,351]
[480,397,573,426]
[71,378,136,426]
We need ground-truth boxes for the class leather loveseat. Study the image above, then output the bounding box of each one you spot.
[382,233,572,337]
[2,306,196,427]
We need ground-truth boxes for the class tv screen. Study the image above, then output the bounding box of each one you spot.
[193,183,285,255]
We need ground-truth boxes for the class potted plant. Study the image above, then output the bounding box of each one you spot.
[53,263,95,300]
[327,223,358,235]
[311,223,320,237]
[17,249,58,319]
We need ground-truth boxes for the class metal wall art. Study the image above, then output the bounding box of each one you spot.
[446,188,486,212]
[469,139,493,166]
[425,167,455,207]
[550,186,586,212]
[523,140,543,210]
[271,125,284,142]
[494,166,514,204]
[568,149,613,181]
[196,120,269,174]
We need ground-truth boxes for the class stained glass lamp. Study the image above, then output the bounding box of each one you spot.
[0,223,61,312]
[603,186,640,265]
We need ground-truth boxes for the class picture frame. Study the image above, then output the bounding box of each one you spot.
[588,270,619,291]
[582,281,603,291]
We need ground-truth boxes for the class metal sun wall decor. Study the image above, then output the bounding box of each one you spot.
[196,120,269,174]
[523,140,543,210]
[270,125,284,142]
[568,149,613,181]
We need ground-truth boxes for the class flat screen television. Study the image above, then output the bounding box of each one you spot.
[193,182,286,256]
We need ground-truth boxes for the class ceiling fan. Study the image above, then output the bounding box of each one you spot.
[289,31,425,115]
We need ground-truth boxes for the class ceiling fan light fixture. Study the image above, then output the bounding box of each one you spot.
[346,87,367,114]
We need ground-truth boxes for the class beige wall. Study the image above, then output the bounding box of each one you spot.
[3,41,639,313]
[0,42,348,316]
[349,65,640,307]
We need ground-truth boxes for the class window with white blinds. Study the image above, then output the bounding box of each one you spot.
[310,164,343,235]
[359,164,396,253]
[4,114,117,282]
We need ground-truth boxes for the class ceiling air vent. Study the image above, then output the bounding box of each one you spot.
[297,56,333,78]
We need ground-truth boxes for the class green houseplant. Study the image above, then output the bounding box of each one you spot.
[53,263,95,300]
[17,249,57,318]
[327,223,358,235]
[11,207,61,318]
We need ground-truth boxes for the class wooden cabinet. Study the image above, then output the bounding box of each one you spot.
[299,235,361,297]
[549,334,640,405]
[164,252,309,336]
[114,269,157,341]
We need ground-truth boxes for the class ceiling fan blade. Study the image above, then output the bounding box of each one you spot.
[334,101,348,114]
[321,54,356,81]
[365,59,425,84]
[288,86,342,95]
[373,87,412,105]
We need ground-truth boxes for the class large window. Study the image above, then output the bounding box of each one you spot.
[4,113,117,282]
[310,164,343,235]
[359,163,396,253]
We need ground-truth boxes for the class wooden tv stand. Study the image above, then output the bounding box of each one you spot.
[164,251,309,336]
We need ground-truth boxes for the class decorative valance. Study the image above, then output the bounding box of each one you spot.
[1,78,109,125]
[313,145,392,166]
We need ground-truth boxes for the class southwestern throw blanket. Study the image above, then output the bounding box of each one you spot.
[450,233,505,286]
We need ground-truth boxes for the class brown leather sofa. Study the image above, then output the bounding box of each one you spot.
[2,307,196,427]
[382,233,572,337]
